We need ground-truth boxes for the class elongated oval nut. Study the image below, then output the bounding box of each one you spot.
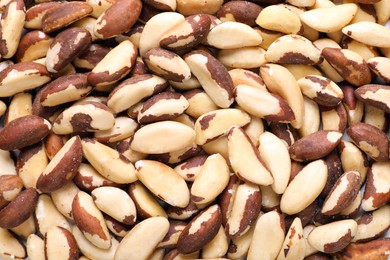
[138,92,189,124]
[0,0,25,59]
[0,227,26,259]
[4,92,32,126]
[114,217,169,260]
[45,226,78,260]
[289,130,342,162]
[27,234,45,260]
[72,225,119,260]
[342,21,390,48]
[202,226,228,258]
[321,171,361,215]
[0,175,23,210]
[184,50,234,108]
[347,122,389,161]
[160,14,211,51]
[135,160,190,208]
[177,204,222,254]
[299,4,357,33]
[307,219,358,253]
[321,47,371,87]
[258,131,290,194]
[298,75,344,107]
[234,84,295,122]
[92,187,136,225]
[225,182,261,238]
[131,121,195,154]
[81,138,137,184]
[191,154,229,205]
[72,191,111,249]
[87,40,137,87]
[107,74,168,114]
[353,205,390,242]
[281,160,327,215]
[299,96,320,137]
[367,57,390,83]
[46,27,92,73]
[256,5,302,34]
[0,62,51,97]
[0,188,38,229]
[266,35,322,65]
[25,2,61,30]
[277,217,305,260]
[218,46,267,69]
[40,74,92,107]
[94,117,138,143]
[37,136,82,193]
[143,48,191,82]
[362,160,390,211]
[260,64,304,129]
[94,0,142,39]
[228,127,273,186]
[51,182,80,220]
[173,155,207,181]
[35,194,70,237]
[158,220,187,249]
[194,108,250,145]
[216,1,262,26]
[42,2,93,33]
[184,89,218,119]
[247,211,284,260]
[355,84,390,114]
[206,21,262,49]
[139,12,184,56]
[53,101,115,135]
[0,115,51,151]
[229,68,267,90]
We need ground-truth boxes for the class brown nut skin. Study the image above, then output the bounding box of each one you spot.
[94,0,142,39]
[289,130,343,162]
[15,30,53,62]
[42,1,93,33]
[320,150,343,199]
[216,1,262,27]
[335,238,390,260]
[45,226,79,260]
[0,175,23,210]
[0,188,38,228]
[25,2,62,30]
[0,115,51,150]
[355,84,390,114]
[36,136,83,193]
[73,44,111,70]
[269,122,300,147]
[347,122,389,161]
[176,204,222,254]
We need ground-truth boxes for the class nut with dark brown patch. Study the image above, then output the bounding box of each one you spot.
[158,220,187,249]
[276,217,305,260]
[347,122,389,161]
[177,204,222,254]
[0,175,23,210]
[73,44,111,70]
[307,219,358,254]
[340,83,364,125]
[321,104,348,133]
[25,2,61,30]
[216,1,262,26]
[354,84,390,114]
[36,136,82,193]
[225,182,261,238]
[0,62,51,97]
[361,160,390,211]
[160,14,211,51]
[289,130,343,162]
[321,47,371,87]
[46,27,92,73]
[94,0,142,39]
[0,188,38,229]
[15,30,53,62]
[45,226,79,260]
[269,122,300,147]
[173,155,208,182]
[0,115,51,151]
[367,57,390,83]
[184,50,234,108]
[42,1,93,33]
[335,238,390,260]
[72,191,111,249]
[321,171,361,215]
[0,227,27,259]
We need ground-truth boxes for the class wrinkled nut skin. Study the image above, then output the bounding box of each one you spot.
[42,2,93,33]
[177,204,222,254]
[0,115,51,150]
[160,14,211,51]
[46,27,92,73]
[0,175,23,210]
[335,238,390,260]
[289,130,343,162]
[347,122,389,161]
[355,84,390,114]
[94,0,142,39]
[36,136,83,193]
[0,188,38,229]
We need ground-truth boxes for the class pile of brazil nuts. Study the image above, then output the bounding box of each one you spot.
[0,0,390,258]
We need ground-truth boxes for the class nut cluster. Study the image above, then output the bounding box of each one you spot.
[0,0,389,259]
